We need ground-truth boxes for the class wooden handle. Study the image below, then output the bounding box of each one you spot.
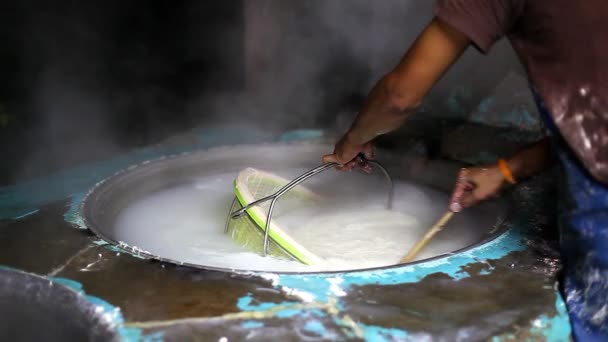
[400,211,454,263]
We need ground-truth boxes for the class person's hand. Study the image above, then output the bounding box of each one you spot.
[449,166,507,212]
[322,132,374,172]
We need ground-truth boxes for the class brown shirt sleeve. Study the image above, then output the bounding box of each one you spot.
[435,0,525,53]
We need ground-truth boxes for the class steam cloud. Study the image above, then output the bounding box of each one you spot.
[1,0,519,183]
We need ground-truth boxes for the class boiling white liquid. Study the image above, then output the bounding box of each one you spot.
[114,170,471,272]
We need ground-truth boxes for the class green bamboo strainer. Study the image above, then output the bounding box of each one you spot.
[224,158,394,265]
[225,167,324,265]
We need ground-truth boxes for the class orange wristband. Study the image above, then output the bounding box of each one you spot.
[498,159,516,184]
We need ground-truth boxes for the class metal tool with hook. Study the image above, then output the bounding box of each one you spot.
[225,156,395,257]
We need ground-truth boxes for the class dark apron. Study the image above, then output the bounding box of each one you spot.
[532,87,608,341]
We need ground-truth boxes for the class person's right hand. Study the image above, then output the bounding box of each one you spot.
[449,166,507,212]
[322,132,374,172]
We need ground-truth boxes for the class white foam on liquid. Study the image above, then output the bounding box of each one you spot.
[113,170,474,272]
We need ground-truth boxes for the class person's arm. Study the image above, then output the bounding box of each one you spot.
[449,139,552,212]
[323,18,470,167]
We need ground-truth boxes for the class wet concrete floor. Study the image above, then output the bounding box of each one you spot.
[0,125,572,341]
[0,172,572,341]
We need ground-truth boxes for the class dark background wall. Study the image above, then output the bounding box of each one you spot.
[0,0,522,184]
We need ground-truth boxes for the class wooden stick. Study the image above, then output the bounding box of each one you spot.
[400,211,454,263]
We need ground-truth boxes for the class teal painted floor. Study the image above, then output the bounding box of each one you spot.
[0,126,571,341]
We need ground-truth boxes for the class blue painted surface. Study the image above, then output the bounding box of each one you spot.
[302,320,326,335]
[477,97,495,113]
[264,227,525,304]
[529,296,572,341]
[0,127,572,340]
[233,226,571,340]
[362,325,409,342]
[51,276,143,341]
[468,88,542,132]
[64,192,87,229]
[446,85,474,117]
[11,208,40,219]
[141,331,165,342]
[237,295,301,317]
[0,127,275,220]
[241,321,265,329]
